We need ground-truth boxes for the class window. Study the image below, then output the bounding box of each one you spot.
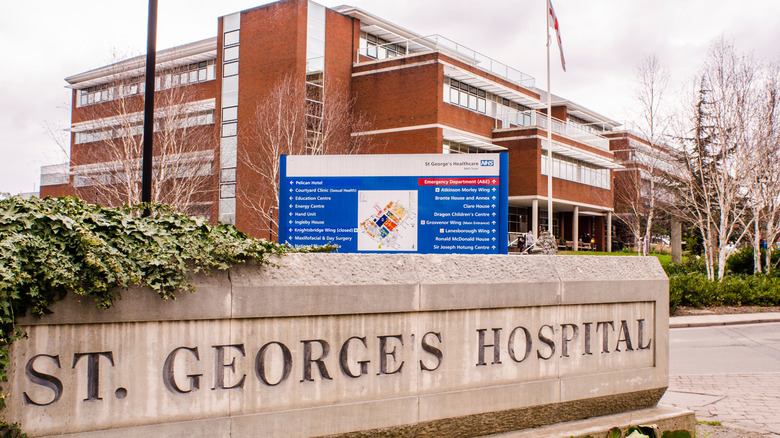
[221,122,237,138]
[442,140,494,154]
[74,110,214,145]
[224,30,239,47]
[541,153,610,189]
[222,106,238,122]
[223,62,238,77]
[445,78,487,114]
[224,46,239,62]
[359,32,405,60]
[220,183,236,199]
[75,60,216,107]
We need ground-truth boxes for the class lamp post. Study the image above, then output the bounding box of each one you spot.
[141,0,157,216]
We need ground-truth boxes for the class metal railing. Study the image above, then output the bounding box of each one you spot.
[495,110,610,151]
[40,163,70,187]
[357,34,536,89]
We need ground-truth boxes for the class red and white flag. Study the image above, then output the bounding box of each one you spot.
[547,0,566,72]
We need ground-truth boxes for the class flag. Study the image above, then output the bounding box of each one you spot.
[547,0,566,72]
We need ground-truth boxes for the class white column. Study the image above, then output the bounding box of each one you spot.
[532,199,539,239]
[573,205,579,251]
[607,211,612,253]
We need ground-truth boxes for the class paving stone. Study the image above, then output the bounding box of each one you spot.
[661,372,780,435]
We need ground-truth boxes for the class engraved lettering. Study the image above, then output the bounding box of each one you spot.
[162,347,201,394]
[72,351,114,401]
[24,354,63,406]
[256,342,292,386]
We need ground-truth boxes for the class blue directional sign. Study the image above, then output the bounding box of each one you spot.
[278,153,508,254]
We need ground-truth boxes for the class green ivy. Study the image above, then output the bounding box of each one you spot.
[0,196,332,433]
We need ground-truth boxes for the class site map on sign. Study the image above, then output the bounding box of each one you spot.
[357,190,418,251]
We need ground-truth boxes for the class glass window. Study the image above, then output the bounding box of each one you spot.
[221,122,237,137]
[450,87,459,104]
[224,30,239,47]
[459,90,468,107]
[222,106,238,122]
[223,13,240,32]
[477,98,486,113]
[224,46,239,62]
[224,62,238,77]
[220,183,236,199]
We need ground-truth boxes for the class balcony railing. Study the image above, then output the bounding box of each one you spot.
[357,34,535,89]
[495,110,610,151]
[40,163,70,187]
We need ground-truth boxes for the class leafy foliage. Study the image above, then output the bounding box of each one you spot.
[668,270,780,312]
[579,426,691,438]
[0,196,331,430]
[725,246,780,276]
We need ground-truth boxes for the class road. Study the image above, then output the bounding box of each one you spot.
[661,322,780,436]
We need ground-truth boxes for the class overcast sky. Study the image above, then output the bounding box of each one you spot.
[2,0,779,195]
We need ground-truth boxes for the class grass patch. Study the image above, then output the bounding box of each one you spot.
[697,420,722,426]
[556,250,680,265]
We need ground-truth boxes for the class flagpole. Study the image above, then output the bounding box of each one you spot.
[546,0,553,239]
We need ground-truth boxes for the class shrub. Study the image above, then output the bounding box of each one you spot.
[668,271,780,311]
[0,196,332,434]
[726,246,780,276]
[663,257,706,277]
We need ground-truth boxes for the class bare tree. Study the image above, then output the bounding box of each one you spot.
[746,62,780,273]
[671,39,758,280]
[239,73,381,237]
[69,65,216,216]
[614,55,674,255]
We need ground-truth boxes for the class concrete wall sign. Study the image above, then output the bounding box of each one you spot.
[8,255,670,437]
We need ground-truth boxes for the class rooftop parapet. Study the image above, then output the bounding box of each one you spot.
[357,34,536,90]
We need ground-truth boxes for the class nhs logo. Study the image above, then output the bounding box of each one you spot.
[480,159,495,167]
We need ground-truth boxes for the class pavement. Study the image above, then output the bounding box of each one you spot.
[661,313,780,437]
[669,312,780,328]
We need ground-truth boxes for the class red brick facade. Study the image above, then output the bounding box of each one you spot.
[49,0,629,250]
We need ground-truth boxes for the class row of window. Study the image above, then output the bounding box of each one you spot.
[541,154,611,189]
[442,140,493,154]
[359,32,406,60]
[443,77,533,126]
[445,78,487,114]
[74,111,214,145]
[567,114,606,134]
[77,60,217,108]
[220,21,240,208]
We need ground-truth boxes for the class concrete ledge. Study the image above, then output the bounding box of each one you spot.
[18,254,668,324]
